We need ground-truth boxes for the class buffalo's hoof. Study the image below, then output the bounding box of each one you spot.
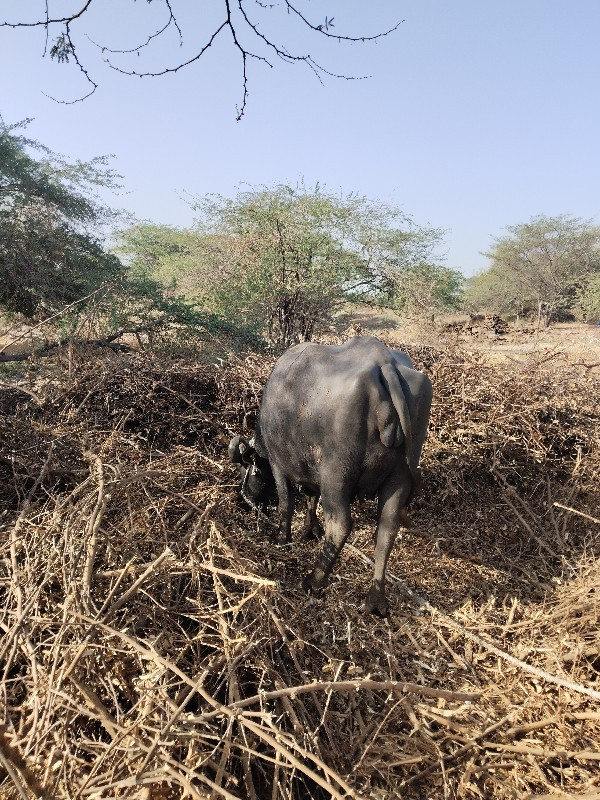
[364,589,389,617]
[270,532,291,546]
[301,574,325,597]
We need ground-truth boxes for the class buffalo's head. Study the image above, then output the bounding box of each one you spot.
[228,435,277,509]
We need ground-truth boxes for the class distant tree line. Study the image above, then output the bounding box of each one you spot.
[3,120,599,365]
[464,215,600,326]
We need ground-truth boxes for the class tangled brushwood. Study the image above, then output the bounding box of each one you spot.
[0,337,599,800]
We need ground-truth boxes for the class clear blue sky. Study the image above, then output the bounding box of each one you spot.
[2,1,599,276]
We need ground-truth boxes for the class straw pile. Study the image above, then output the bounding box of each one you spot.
[1,335,599,800]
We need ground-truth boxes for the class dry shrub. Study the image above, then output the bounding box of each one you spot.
[0,339,599,800]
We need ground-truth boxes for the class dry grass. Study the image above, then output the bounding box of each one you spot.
[1,334,599,799]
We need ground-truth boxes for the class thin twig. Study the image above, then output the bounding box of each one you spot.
[553,502,600,525]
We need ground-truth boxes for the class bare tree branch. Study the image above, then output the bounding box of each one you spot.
[43,22,98,103]
[0,0,95,28]
[84,0,183,59]
[107,20,229,78]
[283,1,404,42]
[1,1,403,116]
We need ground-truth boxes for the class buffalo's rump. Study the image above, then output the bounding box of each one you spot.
[256,337,425,498]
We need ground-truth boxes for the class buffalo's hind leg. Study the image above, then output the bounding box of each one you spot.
[302,487,351,596]
[365,473,411,617]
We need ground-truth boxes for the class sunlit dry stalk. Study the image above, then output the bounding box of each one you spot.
[554,502,600,525]
[347,544,600,703]
[82,455,107,612]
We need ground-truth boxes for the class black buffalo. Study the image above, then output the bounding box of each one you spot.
[229,336,433,615]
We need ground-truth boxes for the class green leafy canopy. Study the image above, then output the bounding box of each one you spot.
[119,185,455,347]
[0,119,124,317]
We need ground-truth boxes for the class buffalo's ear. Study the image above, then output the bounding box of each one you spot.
[228,436,246,465]
[229,435,257,466]
[239,439,256,466]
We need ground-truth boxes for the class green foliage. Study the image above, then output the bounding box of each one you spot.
[0,120,252,356]
[193,186,368,345]
[396,263,463,317]
[50,34,75,64]
[119,186,450,347]
[80,273,258,349]
[466,214,600,325]
[578,273,600,323]
[321,199,456,317]
[0,119,125,318]
[463,265,524,318]
[117,224,206,293]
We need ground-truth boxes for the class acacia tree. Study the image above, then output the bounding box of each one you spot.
[122,187,366,346]
[116,224,210,295]
[463,265,526,320]
[119,186,450,347]
[0,2,402,118]
[383,262,463,320]
[468,215,600,326]
[0,119,124,318]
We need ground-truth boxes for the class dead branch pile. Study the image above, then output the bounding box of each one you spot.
[444,315,510,337]
[1,340,599,799]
